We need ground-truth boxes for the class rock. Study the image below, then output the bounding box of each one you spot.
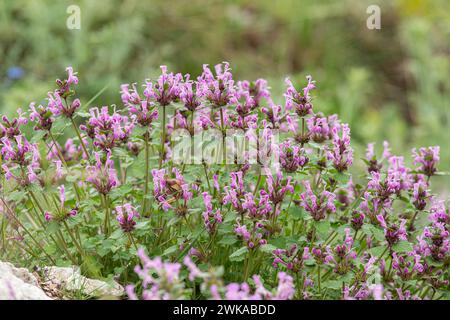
[42,266,124,298]
[0,261,51,300]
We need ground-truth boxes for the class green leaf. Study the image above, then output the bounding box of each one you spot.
[290,206,305,220]
[363,224,385,242]
[229,246,248,262]
[260,244,277,254]
[162,245,178,257]
[8,190,26,202]
[30,130,46,143]
[323,280,343,290]
[368,246,386,257]
[46,221,61,235]
[218,235,238,246]
[314,220,331,237]
[392,241,413,253]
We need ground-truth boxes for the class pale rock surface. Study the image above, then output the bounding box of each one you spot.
[0,261,51,300]
[43,266,124,298]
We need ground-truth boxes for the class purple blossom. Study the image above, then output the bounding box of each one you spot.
[202,191,222,233]
[198,62,235,107]
[262,104,282,129]
[326,123,353,172]
[115,203,140,232]
[278,140,309,173]
[44,185,78,222]
[144,65,182,106]
[300,181,336,221]
[29,102,54,132]
[324,228,357,274]
[1,135,40,186]
[237,79,271,107]
[152,168,192,214]
[180,75,202,112]
[80,106,135,151]
[265,169,294,205]
[0,109,28,139]
[86,151,119,195]
[412,180,428,211]
[376,215,408,247]
[412,146,440,177]
[307,114,338,143]
[272,244,310,272]
[284,75,315,115]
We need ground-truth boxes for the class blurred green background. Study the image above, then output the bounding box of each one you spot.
[0,0,449,192]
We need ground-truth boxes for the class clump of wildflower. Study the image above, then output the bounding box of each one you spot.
[127,248,184,300]
[265,169,295,206]
[44,185,78,222]
[1,135,40,186]
[144,66,182,106]
[262,104,282,129]
[326,123,353,172]
[29,103,54,132]
[234,222,268,249]
[120,83,159,127]
[86,152,119,195]
[152,168,193,214]
[0,109,28,139]
[284,75,315,116]
[115,203,139,232]
[48,67,81,118]
[412,180,429,211]
[324,229,357,274]
[351,211,365,231]
[242,190,272,220]
[237,79,271,108]
[414,202,449,261]
[80,106,134,151]
[272,245,310,272]
[377,215,408,248]
[300,181,336,221]
[47,138,87,162]
[198,62,235,107]
[278,140,309,173]
[412,146,440,177]
[307,114,338,143]
[202,191,222,233]
[180,75,202,112]
[364,141,391,173]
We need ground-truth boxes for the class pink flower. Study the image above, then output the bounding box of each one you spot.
[412,146,440,176]
[284,75,315,115]
[198,62,235,107]
[115,203,139,232]
[326,123,353,172]
[86,151,119,194]
[144,65,182,106]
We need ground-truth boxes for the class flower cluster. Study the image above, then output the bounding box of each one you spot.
[1,65,448,302]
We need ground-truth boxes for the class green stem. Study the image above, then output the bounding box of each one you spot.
[47,133,82,201]
[70,117,89,159]
[301,117,305,148]
[253,170,262,195]
[220,107,226,165]
[159,105,166,168]
[243,249,253,281]
[128,232,139,251]
[203,162,212,193]
[0,198,56,264]
[63,220,84,258]
[317,265,322,296]
[142,131,150,215]
[101,194,111,236]
[56,229,78,265]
